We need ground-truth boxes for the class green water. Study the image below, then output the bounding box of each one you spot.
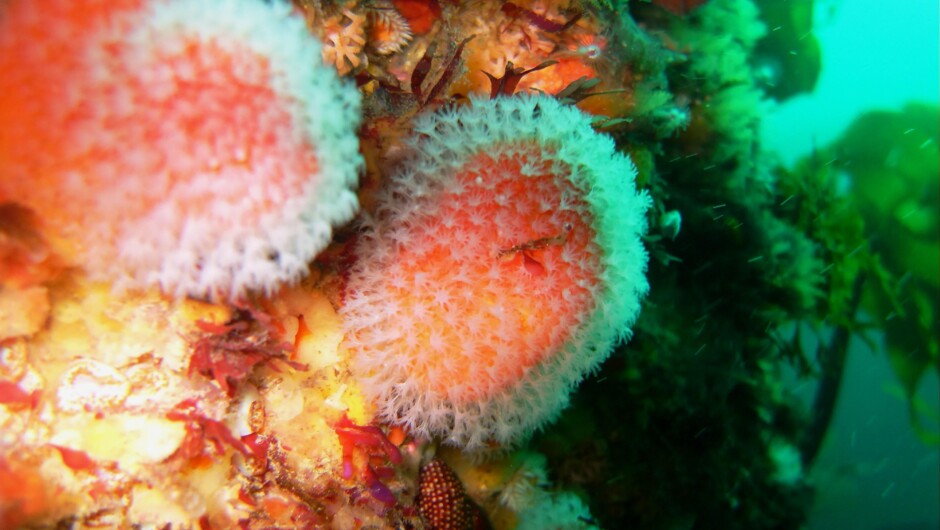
[763,1,939,528]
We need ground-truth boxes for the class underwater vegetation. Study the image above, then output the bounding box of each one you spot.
[783,102,940,450]
[0,0,935,529]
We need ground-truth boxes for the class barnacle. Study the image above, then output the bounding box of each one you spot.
[368,2,414,55]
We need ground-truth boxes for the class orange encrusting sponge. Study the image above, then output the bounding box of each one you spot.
[0,0,361,300]
[341,95,650,450]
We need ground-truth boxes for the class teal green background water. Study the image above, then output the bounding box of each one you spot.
[762,1,939,528]
[763,0,939,163]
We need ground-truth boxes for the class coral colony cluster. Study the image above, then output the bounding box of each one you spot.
[0,0,362,300]
[341,95,649,450]
[2,0,894,528]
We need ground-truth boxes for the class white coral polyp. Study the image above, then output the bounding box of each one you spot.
[341,95,650,450]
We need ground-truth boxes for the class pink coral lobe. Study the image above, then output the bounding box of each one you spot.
[0,0,361,300]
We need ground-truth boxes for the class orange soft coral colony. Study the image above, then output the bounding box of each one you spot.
[0,0,362,300]
[341,95,651,450]
[380,146,602,404]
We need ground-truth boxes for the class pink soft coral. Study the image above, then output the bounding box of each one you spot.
[341,95,650,450]
[0,0,362,300]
